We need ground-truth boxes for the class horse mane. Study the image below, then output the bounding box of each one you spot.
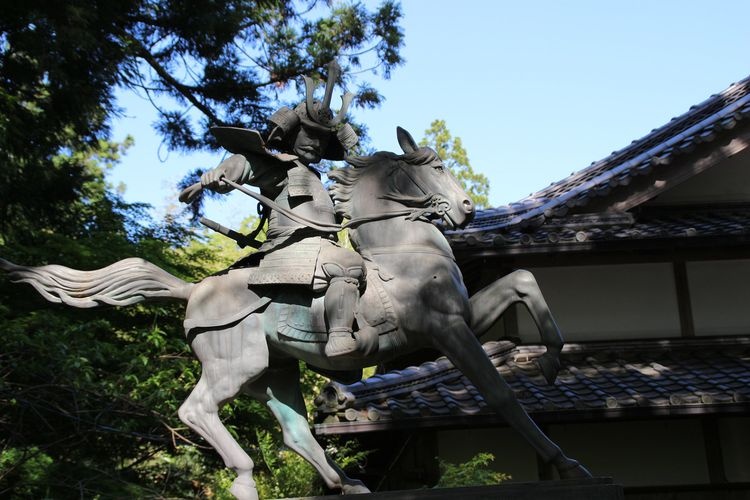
[329,147,441,219]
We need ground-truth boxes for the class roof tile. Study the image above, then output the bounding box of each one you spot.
[449,205,750,250]
[315,337,750,430]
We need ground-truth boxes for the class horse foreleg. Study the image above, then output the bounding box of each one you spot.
[179,319,269,500]
[246,364,370,495]
[432,320,591,480]
[470,269,563,383]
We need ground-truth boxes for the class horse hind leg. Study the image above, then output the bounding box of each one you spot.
[178,317,269,500]
[469,269,563,384]
[179,377,259,500]
[245,363,370,495]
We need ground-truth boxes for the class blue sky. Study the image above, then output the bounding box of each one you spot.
[110,1,750,228]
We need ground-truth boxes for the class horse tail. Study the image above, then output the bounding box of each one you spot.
[0,257,194,308]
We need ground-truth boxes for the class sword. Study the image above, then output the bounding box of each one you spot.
[198,217,263,249]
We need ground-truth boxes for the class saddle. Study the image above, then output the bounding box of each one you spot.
[277,261,404,354]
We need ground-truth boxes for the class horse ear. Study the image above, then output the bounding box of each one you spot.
[396,126,418,154]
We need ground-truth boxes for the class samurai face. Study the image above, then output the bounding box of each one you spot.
[292,125,331,165]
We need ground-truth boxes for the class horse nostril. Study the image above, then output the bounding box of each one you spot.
[463,199,474,213]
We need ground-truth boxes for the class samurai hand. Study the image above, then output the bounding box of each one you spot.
[201,154,247,193]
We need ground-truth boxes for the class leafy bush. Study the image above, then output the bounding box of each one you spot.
[0,447,54,498]
[435,452,510,488]
[254,430,369,499]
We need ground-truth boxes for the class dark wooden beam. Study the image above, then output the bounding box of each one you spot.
[702,417,728,484]
[673,261,696,338]
[315,404,750,435]
[456,241,750,271]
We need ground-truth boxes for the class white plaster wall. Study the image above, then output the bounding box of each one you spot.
[687,260,750,336]
[549,419,709,486]
[516,264,681,342]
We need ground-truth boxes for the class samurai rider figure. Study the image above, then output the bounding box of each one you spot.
[193,63,364,358]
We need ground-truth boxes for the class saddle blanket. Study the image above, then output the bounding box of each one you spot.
[277,263,402,348]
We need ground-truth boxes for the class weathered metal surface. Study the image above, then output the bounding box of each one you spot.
[2,65,593,499]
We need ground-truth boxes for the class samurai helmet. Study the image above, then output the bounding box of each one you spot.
[268,61,358,160]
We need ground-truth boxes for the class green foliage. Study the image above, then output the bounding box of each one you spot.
[1,0,405,221]
[255,429,322,499]
[0,282,207,497]
[2,1,403,150]
[0,145,219,496]
[254,431,369,499]
[325,437,370,473]
[1,4,396,494]
[435,452,511,488]
[0,447,54,498]
[419,120,491,209]
[0,140,369,498]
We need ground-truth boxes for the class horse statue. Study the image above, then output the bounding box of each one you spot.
[0,128,590,499]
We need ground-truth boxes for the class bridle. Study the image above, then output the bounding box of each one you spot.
[344,161,453,229]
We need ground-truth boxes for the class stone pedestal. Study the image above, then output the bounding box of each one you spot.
[285,477,623,499]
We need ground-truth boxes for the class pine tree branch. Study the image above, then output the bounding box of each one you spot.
[130,39,226,125]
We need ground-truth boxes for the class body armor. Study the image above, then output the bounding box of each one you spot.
[263,164,337,246]
[246,158,361,291]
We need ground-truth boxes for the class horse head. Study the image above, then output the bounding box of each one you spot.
[330,127,475,230]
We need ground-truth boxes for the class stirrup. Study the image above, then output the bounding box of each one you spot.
[325,328,358,358]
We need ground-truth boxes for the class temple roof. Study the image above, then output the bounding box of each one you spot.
[446,75,750,241]
[448,204,750,252]
[314,337,750,434]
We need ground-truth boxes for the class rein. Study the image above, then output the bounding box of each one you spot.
[224,171,449,232]
[222,177,341,232]
[343,193,451,228]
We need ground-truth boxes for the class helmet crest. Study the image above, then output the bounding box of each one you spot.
[267,61,358,160]
[302,61,354,128]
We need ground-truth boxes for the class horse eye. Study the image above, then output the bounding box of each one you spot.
[433,165,444,172]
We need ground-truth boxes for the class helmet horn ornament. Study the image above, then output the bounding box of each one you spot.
[302,61,354,129]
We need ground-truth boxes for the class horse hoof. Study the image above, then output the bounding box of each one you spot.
[229,476,259,500]
[557,458,593,479]
[536,353,561,385]
[342,480,371,494]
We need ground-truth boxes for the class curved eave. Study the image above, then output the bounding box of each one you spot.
[451,76,750,235]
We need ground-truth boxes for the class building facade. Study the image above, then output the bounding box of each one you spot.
[315,76,750,498]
